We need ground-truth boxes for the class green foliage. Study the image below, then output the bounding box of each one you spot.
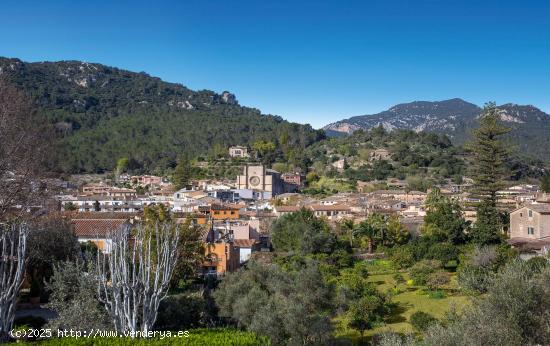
[423,188,468,244]
[170,220,205,289]
[270,209,336,254]
[409,260,442,286]
[27,216,80,285]
[426,270,450,291]
[470,200,504,245]
[0,58,323,173]
[63,201,77,211]
[45,260,110,331]
[115,157,129,175]
[392,273,406,285]
[409,311,438,332]
[423,260,550,346]
[155,292,213,330]
[353,213,386,253]
[172,156,192,190]
[457,266,494,294]
[347,295,387,336]
[389,246,415,269]
[333,262,390,337]
[541,174,550,193]
[252,140,276,165]
[385,215,411,246]
[468,102,512,205]
[213,261,333,345]
[318,127,467,183]
[424,243,460,265]
[457,245,500,294]
[388,237,460,270]
[18,329,269,345]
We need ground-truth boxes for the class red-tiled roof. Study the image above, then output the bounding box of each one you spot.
[275,206,301,212]
[211,204,241,210]
[233,239,257,248]
[63,211,138,219]
[71,219,129,237]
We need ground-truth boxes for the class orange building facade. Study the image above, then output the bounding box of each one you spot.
[203,241,240,276]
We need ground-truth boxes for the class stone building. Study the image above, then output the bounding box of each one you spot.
[236,165,284,197]
[229,146,249,158]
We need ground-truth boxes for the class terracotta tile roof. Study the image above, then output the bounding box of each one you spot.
[71,219,129,237]
[275,206,301,213]
[308,204,351,212]
[63,211,138,219]
[233,239,257,248]
[211,203,241,210]
[524,203,550,214]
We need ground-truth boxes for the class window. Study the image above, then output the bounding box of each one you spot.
[527,227,535,235]
[528,209,533,217]
[520,212,523,217]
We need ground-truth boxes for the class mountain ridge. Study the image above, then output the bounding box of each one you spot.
[323,98,550,160]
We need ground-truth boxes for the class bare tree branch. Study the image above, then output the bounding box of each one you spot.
[0,223,28,341]
[97,222,179,334]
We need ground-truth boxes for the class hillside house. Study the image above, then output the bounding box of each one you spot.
[509,202,550,256]
[308,204,351,220]
[369,148,391,161]
[229,146,249,158]
[71,218,131,253]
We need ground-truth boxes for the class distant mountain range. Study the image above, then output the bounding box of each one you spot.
[0,57,323,173]
[323,98,550,160]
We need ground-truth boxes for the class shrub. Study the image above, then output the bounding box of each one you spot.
[155,292,210,330]
[426,270,450,291]
[390,246,415,269]
[409,311,438,331]
[393,273,406,285]
[423,260,550,346]
[469,245,498,268]
[427,290,446,299]
[375,332,415,346]
[425,243,459,264]
[409,260,441,286]
[526,256,549,273]
[457,265,493,294]
[444,260,458,271]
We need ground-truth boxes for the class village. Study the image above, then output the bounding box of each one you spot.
[54,145,550,278]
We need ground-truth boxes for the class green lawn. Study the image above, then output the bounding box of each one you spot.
[334,271,470,343]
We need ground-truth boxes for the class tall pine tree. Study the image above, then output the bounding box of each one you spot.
[468,103,511,245]
[540,173,550,193]
[172,156,191,190]
[468,102,511,206]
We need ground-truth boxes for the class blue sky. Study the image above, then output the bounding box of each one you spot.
[1,0,549,128]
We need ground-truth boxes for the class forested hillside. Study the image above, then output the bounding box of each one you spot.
[303,126,545,194]
[0,57,324,173]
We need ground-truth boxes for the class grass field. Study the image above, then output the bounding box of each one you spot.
[334,265,471,344]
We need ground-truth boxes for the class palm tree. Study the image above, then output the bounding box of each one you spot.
[367,213,387,246]
[354,220,378,254]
